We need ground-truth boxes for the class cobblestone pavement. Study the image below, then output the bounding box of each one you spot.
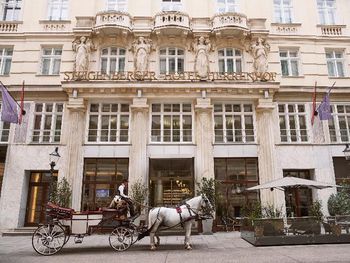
[1,232,350,263]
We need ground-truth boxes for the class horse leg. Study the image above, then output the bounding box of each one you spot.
[150,221,162,251]
[184,222,193,250]
[155,235,160,247]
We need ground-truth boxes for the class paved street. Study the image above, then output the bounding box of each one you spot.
[1,232,350,263]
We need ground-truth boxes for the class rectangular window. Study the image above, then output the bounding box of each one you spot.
[217,0,238,13]
[1,0,22,21]
[40,47,62,75]
[106,0,127,11]
[151,103,192,143]
[274,0,292,23]
[326,50,345,77]
[214,103,255,143]
[278,104,308,142]
[0,104,10,142]
[317,0,336,24]
[279,49,300,77]
[161,0,182,11]
[218,48,242,73]
[0,47,13,75]
[329,105,350,143]
[87,103,130,143]
[47,0,68,20]
[31,103,64,143]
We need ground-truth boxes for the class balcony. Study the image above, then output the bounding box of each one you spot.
[153,11,191,35]
[318,24,346,36]
[0,21,22,32]
[94,11,132,35]
[211,12,249,36]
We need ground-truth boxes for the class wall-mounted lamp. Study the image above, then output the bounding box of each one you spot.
[343,144,350,161]
[49,147,61,174]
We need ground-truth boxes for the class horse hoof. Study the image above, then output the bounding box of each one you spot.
[155,242,160,247]
[185,245,192,250]
[150,246,157,251]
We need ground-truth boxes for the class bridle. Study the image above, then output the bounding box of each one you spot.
[184,195,214,221]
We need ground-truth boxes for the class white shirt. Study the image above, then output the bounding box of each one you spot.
[118,184,129,199]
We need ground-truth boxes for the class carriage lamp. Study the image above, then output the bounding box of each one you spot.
[344,144,350,161]
[49,147,61,174]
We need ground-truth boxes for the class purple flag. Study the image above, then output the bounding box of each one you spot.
[1,83,18,124]
[317,93,332,121]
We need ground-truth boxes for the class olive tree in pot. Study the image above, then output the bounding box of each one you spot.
[130,179,148,225]
[196,177,216,235]
[49,177,72,208]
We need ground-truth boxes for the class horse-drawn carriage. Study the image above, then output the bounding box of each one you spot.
[32,195,213,255]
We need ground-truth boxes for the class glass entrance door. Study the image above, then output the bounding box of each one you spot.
[149,159,194,207]
[25,171,57,226]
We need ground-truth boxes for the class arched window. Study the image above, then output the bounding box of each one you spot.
[100,47,126,74]
[159,47,184,74]
[218,48,242,73]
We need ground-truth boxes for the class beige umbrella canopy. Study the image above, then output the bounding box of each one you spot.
[247,176,339,191]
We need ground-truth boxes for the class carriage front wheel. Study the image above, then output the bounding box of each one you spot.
[32,224,66,256]
[109,226,133,252]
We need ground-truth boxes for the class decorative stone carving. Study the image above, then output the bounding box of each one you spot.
[72,36,94,72]
[192,36,212,79]
[249,38,270,73]
[131,37,153,72]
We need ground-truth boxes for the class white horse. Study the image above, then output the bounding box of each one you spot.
[147,194,214,250]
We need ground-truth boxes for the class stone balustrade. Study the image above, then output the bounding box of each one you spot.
[319,25,344,36]
[211,12,248,33]
[0,21,21,32]
[271,23,301,35]
[94,11,132,33]
[153,11,190,31]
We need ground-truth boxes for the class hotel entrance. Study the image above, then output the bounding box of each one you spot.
[149,159,194,207]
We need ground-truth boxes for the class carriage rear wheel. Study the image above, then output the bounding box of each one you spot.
[109,226,133,252]
[32,224,66,256]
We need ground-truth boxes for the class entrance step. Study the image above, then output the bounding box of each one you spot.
[2,227,36,237]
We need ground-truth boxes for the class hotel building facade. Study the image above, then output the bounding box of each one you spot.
[0,0,349,231]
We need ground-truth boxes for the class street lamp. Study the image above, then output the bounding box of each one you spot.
[343,144,350,161]
[49,147,61,174]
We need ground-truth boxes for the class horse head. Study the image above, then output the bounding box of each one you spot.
[200,194,214,218]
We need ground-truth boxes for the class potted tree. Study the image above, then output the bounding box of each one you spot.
[49,177,72,208]
[196,177,216,235]
[130,179,148,225]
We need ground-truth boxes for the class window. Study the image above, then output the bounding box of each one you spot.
[0,47,12,75]
[47,0,68,20]
[278,104,308,142]
[100,47,126,74]
[31,103,63,143]
[87,103,130,143]
[218,48,242,73]
[159,48,184,74]
[317,0,336,24]
[326,50,345,77]
[279,50,300,76]
[1,0,21,21]
[214,103,255,143]
[274,0,292,23]
[161,0,182,11]
[0,104,10,142]
[106,0,127,11]
[217,0,238,13]
[40,47,62,75]
[151,103,192,143]
[82,158,129,211]
[328,105,350,143]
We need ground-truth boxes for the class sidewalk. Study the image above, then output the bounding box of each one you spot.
[1,232,350,263]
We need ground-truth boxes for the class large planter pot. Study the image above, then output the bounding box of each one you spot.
[202,218,214,235]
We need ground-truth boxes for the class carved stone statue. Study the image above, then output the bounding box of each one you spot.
[250,38,270,73]
[192,36,212,79]
[72,36,94,72]
[131,37,153,72]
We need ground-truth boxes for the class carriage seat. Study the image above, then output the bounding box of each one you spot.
[46,202,75,219]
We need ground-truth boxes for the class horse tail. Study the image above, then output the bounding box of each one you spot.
[137,208,161,241]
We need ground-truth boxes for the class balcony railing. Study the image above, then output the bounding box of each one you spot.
[94,11,132,34]
[0,21,21,32]
[153,11,190,33]
[211,12,248,34]
[319,25,345,36]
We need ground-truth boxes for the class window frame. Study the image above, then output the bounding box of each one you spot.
[40,47,62,75]
[0,103,10,143]
[1,0,22,21]
[328,104,350,143]
[274,0,293,23]
[86,103,131,144]
[213,103,256,144]
[106,0,127,12]
[30,102,64,144]
[100,47,126,75]
[317,0,336,25]
[150,102,193,143]
[325,50,345,78]
[47,0,68,21]
[279,49,301,77]
[161,0,182,11]
[159,47,185,75]
[0,47,13,75]
[216,0,239,13]
[278,103,309,143]
[218,48,243,73]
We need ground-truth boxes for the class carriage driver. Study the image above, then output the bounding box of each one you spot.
[118,179,136,217]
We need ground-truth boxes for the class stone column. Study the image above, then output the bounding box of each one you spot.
[195,98,214,184]
[64,97,86,211]
[256,98,281,207]
[129,98,149,186]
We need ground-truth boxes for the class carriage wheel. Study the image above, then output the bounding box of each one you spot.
[109,226,133,252]
[32,224,66,256]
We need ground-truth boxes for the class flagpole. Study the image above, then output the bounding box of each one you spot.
[0,81,25,112]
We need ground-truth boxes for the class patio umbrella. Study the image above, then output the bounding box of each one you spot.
[246,176,339,191]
